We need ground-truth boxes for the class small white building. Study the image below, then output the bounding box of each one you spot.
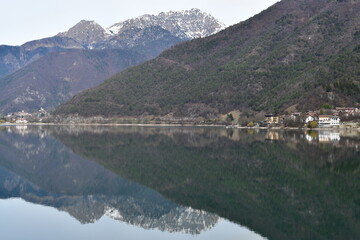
[15,118,28,124]
[305,116,316,124]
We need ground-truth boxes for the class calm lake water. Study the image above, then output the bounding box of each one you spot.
[0,125,359,240]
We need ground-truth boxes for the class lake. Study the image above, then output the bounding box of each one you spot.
[0,125,359,240]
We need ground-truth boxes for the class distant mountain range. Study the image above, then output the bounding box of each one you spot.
[0,9,224,113]
[55,0,360,119]
[59,8,225,48]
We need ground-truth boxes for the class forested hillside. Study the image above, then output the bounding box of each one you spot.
[55,0,360,118]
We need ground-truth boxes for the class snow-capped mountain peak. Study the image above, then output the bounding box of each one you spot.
[106,8,226,40]
[57,9,225,48]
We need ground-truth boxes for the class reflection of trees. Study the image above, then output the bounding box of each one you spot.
[53,126,360,240]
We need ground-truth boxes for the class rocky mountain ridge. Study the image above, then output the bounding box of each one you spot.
[58,20,107,47]
[57,8,225,50]
[106,8,226,40]
[0,9,224,113]
[1,8,224,79]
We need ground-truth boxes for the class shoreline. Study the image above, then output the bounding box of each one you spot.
[0,122,226,128]
[1,122,359,131]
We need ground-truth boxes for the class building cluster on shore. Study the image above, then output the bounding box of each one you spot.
[1,108,49,124]
[1,106,359,128]
[263,107,359,128]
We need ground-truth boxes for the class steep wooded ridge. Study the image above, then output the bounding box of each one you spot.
[55,0,360,118]
[0,9,224,113]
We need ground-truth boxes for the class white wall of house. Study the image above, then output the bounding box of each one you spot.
[318,116,331,125]
[15,119,28,124]
[330,116,340,126]
[318,116,340,126]
[305,116,315,123]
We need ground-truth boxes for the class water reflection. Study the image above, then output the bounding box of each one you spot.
[1,125,360,240]
[0,127,221,235]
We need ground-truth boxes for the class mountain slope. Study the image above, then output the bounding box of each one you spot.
[0,9,225,113]
[96,26,183,58]
[55,0,360,118]
[0,49,145,113]
[0,36,84,78]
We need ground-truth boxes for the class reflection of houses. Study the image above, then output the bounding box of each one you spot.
[318,115,340,127]
[266,131,280,141]
[14,125,29,135]
[318,131,340,142]
[265,114,280,125]
[305,131,341,144]
[305,133,316,142]
[305,130,318,142]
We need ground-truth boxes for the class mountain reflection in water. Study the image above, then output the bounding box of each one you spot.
[0,125,360,240]
[0,126,220,235]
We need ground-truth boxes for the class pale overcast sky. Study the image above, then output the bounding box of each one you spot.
[1,0,280,46]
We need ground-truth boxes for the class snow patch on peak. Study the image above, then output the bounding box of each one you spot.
[106,9,226,39]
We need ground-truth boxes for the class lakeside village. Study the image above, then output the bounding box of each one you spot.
[0,108,49,124]
[229,107,360,129]
[0,106,359,129]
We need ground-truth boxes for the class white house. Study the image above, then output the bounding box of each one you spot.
[318,115,331,126]
[318,115,340,127]
[15,118,28,124]
[305,116,316,124]
[329,116,340,126]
